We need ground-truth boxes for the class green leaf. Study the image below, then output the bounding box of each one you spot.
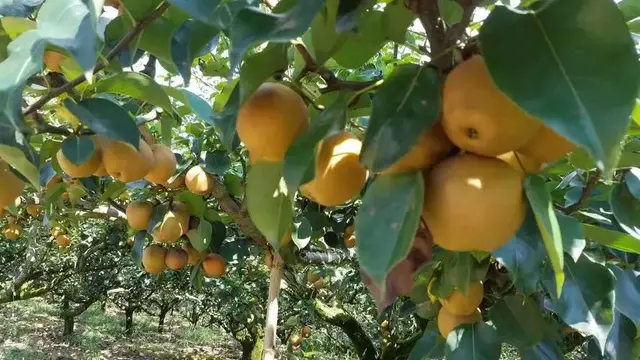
[292,216,312,248]
[61,135,95,166]
[187,217,212,252]
[611,183,640,239]
[610,266,640,325]
[0,31,45,135]
[223,173,244,198]
[0,17,36,39]
[177,191,206,216]
[408,324,445,360]
[542,254,615,352]
[360,65,441,173]
[210,220,226,253]
[438,0,463,26]
[557,212,586,262]
[190,263,204,290]
[311,0,346,63]
[203,150,231,175]
[625,168,640,200]
[382,0,415,43]
[332,10,387,69]
[95,72,174,114]
[119,0,164,21]
[355,172,424,289]
[99,181,126,201]
[525,175,564,296]
[519,338,564,360]
[239,43,290,104]
[146,203,168,233]
[37,0,99,72]
[442,252,489,294]
[246,161,293,248]
[584,224,640,254]
[284,93,347,190]
[165,0,247,29]
[445,322,501,360]
[0,144,40,189]
[488,295,546,348]
[64,98,140,150]
[228,3,324,73]
[493,213,546,295]
[132,231,146,267]
[170,19,220,86]
[480,0,640,174]
[604,311,637,360]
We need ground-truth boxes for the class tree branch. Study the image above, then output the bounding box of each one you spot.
[292,42,380,94]
[23,2,171,117]
[563,169,601,214]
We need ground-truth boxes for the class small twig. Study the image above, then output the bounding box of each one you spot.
[564,170,601,214]
[23,2,171,117]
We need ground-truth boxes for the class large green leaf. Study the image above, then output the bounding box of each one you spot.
[228,2,325,72]
[625,168,640,200]
[239,43,289,104]
[355,172,424,289]
[187,217,212,252]
[604,311,637,360]
[170,19,220,85]
[64,98,140,150]
[165,0,247,29]
[583,224,640,254]
[610,183,640,239]
[37,0,100,71]
[360,64,441,173]
[609,266,640,325]
[542,254,615,352]
[488,295,546,348]
[95,72,174,113]
[408,324,445,360]
[382,0,415,43]
[132,231,146,267]
[284,93,347,191]
[177,191,206,216]
[311,0,346,64]
[493,211,546,295]
[525,175,564,295]
[480,0,640,174]
[557,212,586,262]
[246,160,293,248]
[441,252,489,294]
[445,322,501,360]
[203,150,231,175]
[0,144,40,188]
[61,135,95,166]
[519,338,564,360]
[332,9,387,69]
[0,17,36,39]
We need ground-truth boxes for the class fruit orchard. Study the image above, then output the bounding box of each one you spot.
[0,0,640,359]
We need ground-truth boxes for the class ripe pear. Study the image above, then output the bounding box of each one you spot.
[497,151,542,179]
[422,153,525,252]
[26,204,42,217]
[102,138,155,183]
[381,122,453,174]
[56,139,102,178]
[185,166,214,195]
[236,82,309,161]
[152,202,190,243]
[165,248,188,270]
[142,244,167,274]
[300,131,368,206]
[163,173,185,189]
[43,51,65,73]
[202,254,226,277]
[3,224,21,240]
[0,161,25,209]
[183,242,207,265]
[145,144,177,184]
[517,124,576,164]
[442,55,541,156]
[126,201,153,231]
[56,234,71,248]
[439,282,484,316]
[437,307,482,339]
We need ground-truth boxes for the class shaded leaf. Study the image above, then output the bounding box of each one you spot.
[356,172,424,289]
[332,10,387,69]
[488,295,546,348]
[542,254,615,352]
[311,0,346,63]
[165,0,247,29]
[610,183,640,239]
[223,173,244,198]
[525,175,564,295]
[604,311,637,360]
[64,98,140,149]
[382,0,415,43]
[408,324,446,360]
[442,251,489,294]
[557,212,586,262]
[239,43,289,104]
[203,150,231,174]
[187,217,212,252]
[132,231,146,267]
[209,220,226,253]
[609,266,640,325]
[61,135,95,166]
[445,322,501,360]
[170,19,220,86]
[625,168,640,200]
[519,338,564,360]
[360,65,440,173]
[177,191,206,216]
[480,0,640,174]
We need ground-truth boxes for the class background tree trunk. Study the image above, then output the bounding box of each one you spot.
[63,315,75,336]
[158,308,168,333]
[240,338,257,360]
[125,307,134,335]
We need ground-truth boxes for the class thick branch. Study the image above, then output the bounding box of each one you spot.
[564,169,601,214]
[23,2,171,116]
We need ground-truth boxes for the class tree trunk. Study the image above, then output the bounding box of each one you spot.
[261,253,283,360]
[158,308,168,333]
[241,339,257,360]
[125,308,134,335]
[63,315,75,336]
[313,299,378,360]
[100,298,107,312]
